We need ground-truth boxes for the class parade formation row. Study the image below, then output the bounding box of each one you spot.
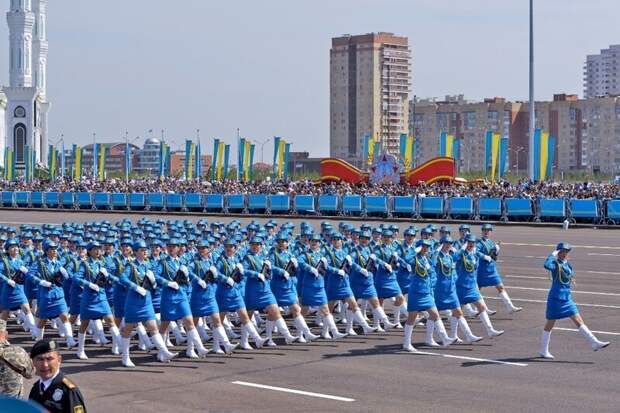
[0,219,610,367]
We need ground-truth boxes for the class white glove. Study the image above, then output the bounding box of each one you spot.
[167,281,179,290]
[345,255,352,266]
[283,271,290,280]
[39,280,52,288]
[392,252,399,259]
[360,268,369,277]
[7,279,16,288]
[290,257,298,268]
[88,283,100,292]
[425,263,431,270]
[209,266,218,276]
[258,273,266,282]
[146,270,155,284]
[369,254,377,261]
[384,263,393,273]
[337,269,345,277]
[406,264,412,272]
[483,255,492,262]
[263,260,272,269]
[59,267,68,278]
[179,265,189,275]
[197,279,207,289]
[19,266,29,274]
[415,246,422,253]
[310,267,319,277]
[235,263,244,275]
[551,250,559,257]
[450,247,457,254]
[495,245,501,253]
[99,268,109,277]
[320,257,328,266]
[226,277,235,287]
[136,286,147,296]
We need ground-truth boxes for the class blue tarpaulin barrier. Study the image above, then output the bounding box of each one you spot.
[342,195,362,215]
[147,193,165,210]
[294,195,315,214]
[61,192,74,208]
[45,192,60,208]
[448,197,473,217]
[392,196,416,216]
[366,196,388,216]
[269,195,290,213]
[76,192,92,208]
[30,192,43,207]
[318,195,339,214]
[248,194,268,211]
[227,194,245,211]
[570,199,598,219]
[1,192,14,207]
[166,193,183,210]
[505,198,533,217]
[94,193,109,209]
[129,193,146,209]
[15,192,29,207]
[420,197,444,217]
[111,193,127,209]
[184,193,203,210]
[538,198,566,219]
[205,194,224,211]
[478,198,502,217]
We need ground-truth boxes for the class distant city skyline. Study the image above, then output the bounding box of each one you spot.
[0,0,618,157]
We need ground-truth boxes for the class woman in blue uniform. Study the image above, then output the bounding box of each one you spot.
[324,233,376,336]
[476,224,521,314]
[215,238,266,349]
[455,234,503,339]
[0,238,39,337]
[539,243,610,359]
[110,238,134,329]
[349,231,397,332]
[154,238,210,359]
[74,242,122,360]
[27,241,76,348]
[297,234,346,340]
[189,240,237,355]
[401,240,456,353]
[393,228,417,327]
[432,237,481,345]
[244,236,299,347]
[120,240,178,367]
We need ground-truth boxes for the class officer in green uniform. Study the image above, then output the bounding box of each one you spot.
[28,339,86,413]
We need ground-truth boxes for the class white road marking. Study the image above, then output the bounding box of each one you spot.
[587,270,620,275]
[232,381,355,402]
[523,255,547,259]
[505,274,548,280]
[506,286,620,297]
[503,242,620,250]
[554,327,620,336]
[483,296,620,309]
[587,253,620,257]
[415,351,528,367]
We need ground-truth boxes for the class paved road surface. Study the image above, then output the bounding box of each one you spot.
[3,210,619,412]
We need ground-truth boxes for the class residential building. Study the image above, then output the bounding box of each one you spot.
[134,137,162,174]
[584,45,620,99]
[330,32,411,166]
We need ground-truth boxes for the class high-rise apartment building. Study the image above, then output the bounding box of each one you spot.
[584,45,620,99]
[330,32,411,165]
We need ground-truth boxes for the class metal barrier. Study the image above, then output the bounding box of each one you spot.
[569,199,599,223]
[129,193,146,210]
[1,191,13,207]
[184,193,203,211]
[166,193,184,211]
[147,193,165,211]
[61,192,74,209]
[45,192,60,208]
[294,195,315,215]
[392,196,416,217]
[318,195,339,215]
[205,194,224,211]
[365,196,389,217]
[420,197,444,218]
[342,195,362,216]
[505,198,534,221]
[15,192,29,207]
[448,197,473,219]
[606,199,620,224]
[538,198,566,222]
[227,194,245,212]
[269,195,290,214]
[76,192,92,209]
[111,193,127,210]
[94,193,110,210]
[31,192,44,207]
[477,198,502,219]
[248,194,268,213]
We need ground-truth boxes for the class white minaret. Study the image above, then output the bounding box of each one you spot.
[3,0,50,168]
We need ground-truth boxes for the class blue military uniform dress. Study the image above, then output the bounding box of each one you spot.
[28,257,68,319]
[22,249,40,301]
[214,254,246,312]
[242,252,277,310]
[268,249,299,306]
[433,251,460,311]
[324,247,354,301]
[476,237,502,288]
[110,255,132,319]
[297,250,328,306]
[396,241,415,293]
[154,256,192,321]
[77,257,113,320]
[121,258,157,323]
[62,255,80,307]
[349,246,378,299]
[0,255,29,310]
[406,253,436,311]
[544,254,578,320]
[372,244,404,298]
[189,256,219,317]
[455,250,482,304]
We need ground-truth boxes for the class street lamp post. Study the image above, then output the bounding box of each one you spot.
[509,146,525,176]
[258,138,271,164]
[528,0,536,180]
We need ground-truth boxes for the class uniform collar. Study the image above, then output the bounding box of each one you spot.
[40,371,61,391]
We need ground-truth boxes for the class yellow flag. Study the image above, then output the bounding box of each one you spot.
[490,133,500,181]
[540,132,549,181]
[277,139,286,179]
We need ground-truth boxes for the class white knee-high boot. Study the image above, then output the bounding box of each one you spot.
[275,317,298,344]
[213,326,238,354]
[479,311,504,337]
[121,337,135,367]
[243,322,266,348]
[76,333,88,360]
[187,328,209,357]
[448,316,462,343]
[402,323,418,353]
[62,322,77,348]
[457,317,482,343]
[539,330,554,359]
[425,320,439,347]
[151,332,178,362]
[499,291,522,313]
[324,314,347,339]
[293,315,319,342]
[265,320,277,346]
[136,323,154,350]
[110,325,121,355]
[579,325,610,351]
[434,319,456,347]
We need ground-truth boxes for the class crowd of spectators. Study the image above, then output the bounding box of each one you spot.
[0,177,618,200]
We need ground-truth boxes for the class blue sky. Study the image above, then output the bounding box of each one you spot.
[1,0,618,157]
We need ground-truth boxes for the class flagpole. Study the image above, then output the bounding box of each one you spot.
[125,130,129,183]
[236,128,240,181]
[528,0,535,180]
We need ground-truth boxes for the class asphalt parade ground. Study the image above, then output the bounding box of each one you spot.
[3,210,620,413]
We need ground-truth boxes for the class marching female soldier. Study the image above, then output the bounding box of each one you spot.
[432,237,481,345]
[154,239,210,358]
[298,234,346,340]
[539,243,610,359]
[74,242,122,360]
[188,240,237,356]
[0,239,38,337]
[244,236,299,347]
[324,233,376,336]
[27,241,76,348]
[120,240,178,367]
[402,240,455,353]
[109,239,134,330]
[476,224,522,314]
[455,235,504,338]
[349,231,396,332]
[215,239,265,349]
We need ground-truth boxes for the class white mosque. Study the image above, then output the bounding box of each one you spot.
[0,0,50,169]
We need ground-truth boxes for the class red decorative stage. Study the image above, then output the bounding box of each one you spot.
[320,157,456,185]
